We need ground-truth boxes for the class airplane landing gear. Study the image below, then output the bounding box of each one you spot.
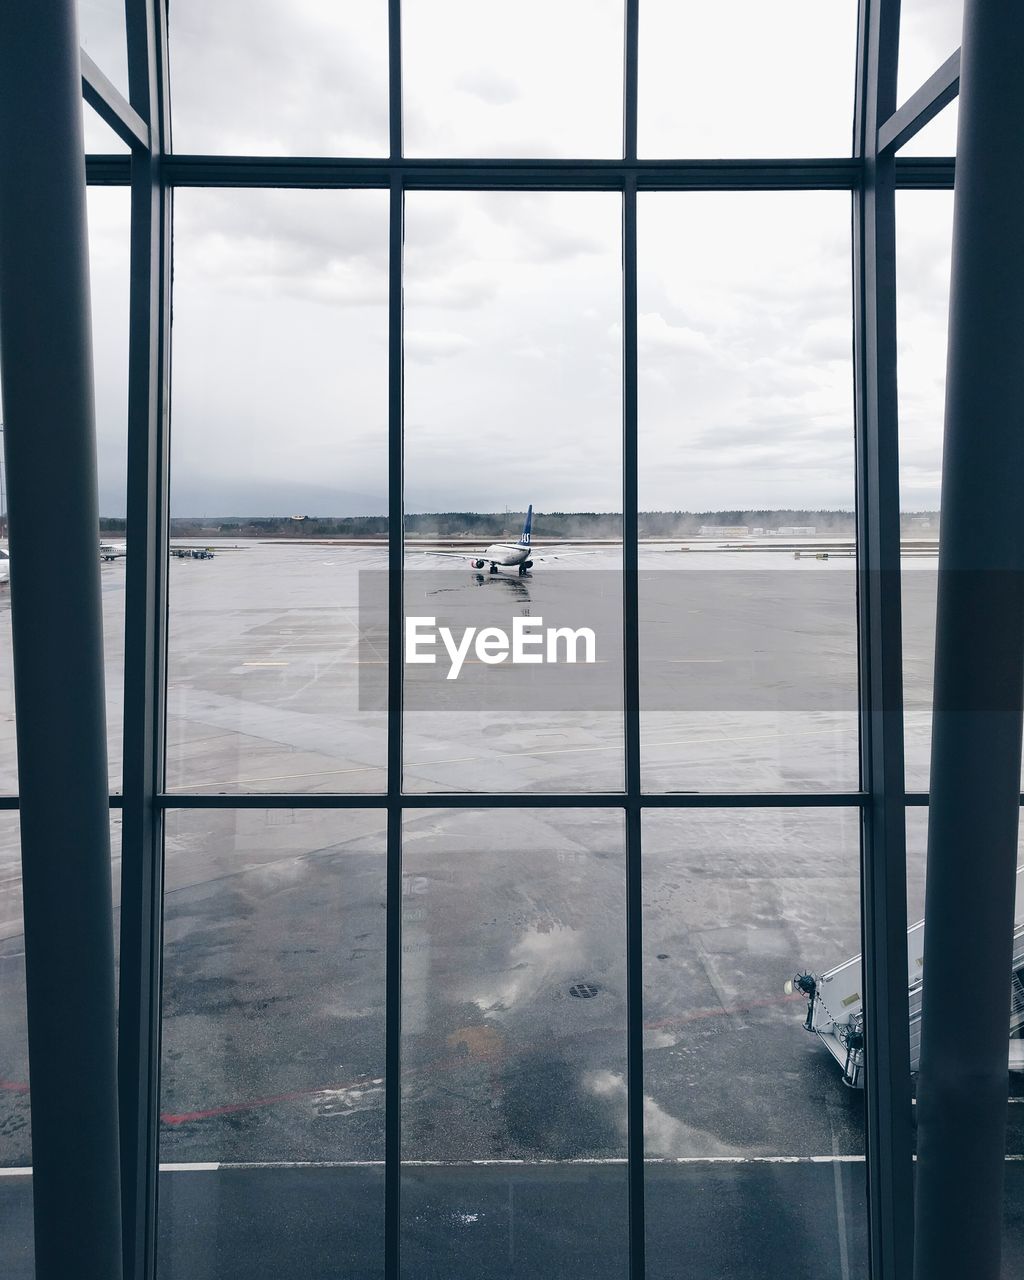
[518,564,528,576]
[489,563,499,574]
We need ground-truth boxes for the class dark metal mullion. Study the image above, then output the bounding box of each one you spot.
[147,791,871,809]
[385,3,404,1268]
[853,1,915,1277]
[81,48,150,150]
[622,169,645,1280]
[146,156,865,190]
[621,4,645,1262]
[118,2,172,1278]
[7,790,974,811]
[877,48,960,155]
[384,168,404,1280]
[83,153,957,191]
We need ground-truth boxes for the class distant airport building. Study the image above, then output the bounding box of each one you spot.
[775,525,816,535]
[697,524,749,537]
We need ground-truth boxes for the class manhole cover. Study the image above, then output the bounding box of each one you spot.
[569,983,600,999]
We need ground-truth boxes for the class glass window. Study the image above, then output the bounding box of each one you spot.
[638,192,858,793]
[896,190,953,790]
[402,192,623,793]
[166,189,389,795]
[0,816,32,1271]
[83,102,131,155]
[168,1,390,156]
[898,99,958,157]
[0,410,11,791]
[643,808,867,1275]
[157,808,386,1277]
[402,0,624,158]
[89,187,131,795]
[401,807,627,1277]
[639,0,859,158]
[898,0,963,109]
[78,0,129,97]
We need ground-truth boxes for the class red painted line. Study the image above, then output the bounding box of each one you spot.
[0,994,810,1127]
[161,1081,356,1126]
[157,991,808,1129]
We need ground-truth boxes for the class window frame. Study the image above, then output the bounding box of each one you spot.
[9,1,967,1276]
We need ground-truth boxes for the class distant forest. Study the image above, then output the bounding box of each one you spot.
[96,509,940,539]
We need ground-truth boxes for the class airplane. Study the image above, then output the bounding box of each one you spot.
[100,541,127,561]
[417,505,587,576]
[0,549,8,587]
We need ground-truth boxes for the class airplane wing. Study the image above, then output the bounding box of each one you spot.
[409,549,492,562]
[527,547,607,562]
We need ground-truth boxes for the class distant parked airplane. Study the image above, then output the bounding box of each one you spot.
[100,541,127,561]
[417,506,587,576]
[0,550,8,586]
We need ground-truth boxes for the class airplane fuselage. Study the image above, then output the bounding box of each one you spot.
[478,542,530,568]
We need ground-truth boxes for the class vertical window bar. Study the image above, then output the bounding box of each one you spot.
[389,0,402,162]
[386,2,404,1273]
[622,171,645,1280]
[852,1,914,1276]
[385,170,405,1280]
[624,0,639,163]
[623,10,643,1276]
[119,2,171,1278]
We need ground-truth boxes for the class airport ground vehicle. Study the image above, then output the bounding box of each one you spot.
[170,546,214,560]
[792,868,1024,1087]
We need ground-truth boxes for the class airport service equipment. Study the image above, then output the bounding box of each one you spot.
[791,866,1024,1088]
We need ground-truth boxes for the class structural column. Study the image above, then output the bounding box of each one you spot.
[913,2,1024,1276]
[0,4,122,1279]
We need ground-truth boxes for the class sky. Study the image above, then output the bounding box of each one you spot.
[65,0,963,518]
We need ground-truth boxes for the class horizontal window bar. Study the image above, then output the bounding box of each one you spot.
[83,154,955,190]
[0,791,1007,810]
[151,791,868,809]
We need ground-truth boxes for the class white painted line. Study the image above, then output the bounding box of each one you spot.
[151,1154,1024,1171]
[147,1156,870,1172]
[0,1167,31,1177]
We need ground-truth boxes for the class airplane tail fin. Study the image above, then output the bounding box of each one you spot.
[518,504,533,547]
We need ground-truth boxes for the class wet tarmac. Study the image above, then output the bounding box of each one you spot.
[0,543,1022,1274]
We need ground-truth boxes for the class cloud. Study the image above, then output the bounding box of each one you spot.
[454,70,521,106]
[168,0,389,155]
[639,312,716,356]
[174,188,390,309]
[404,329,473,362]
[78,15,954,517]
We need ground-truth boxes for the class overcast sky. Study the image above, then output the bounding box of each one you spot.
[67,0,962,517]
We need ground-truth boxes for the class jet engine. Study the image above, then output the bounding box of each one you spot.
[522,559,533,569]
[471,559,486,569]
